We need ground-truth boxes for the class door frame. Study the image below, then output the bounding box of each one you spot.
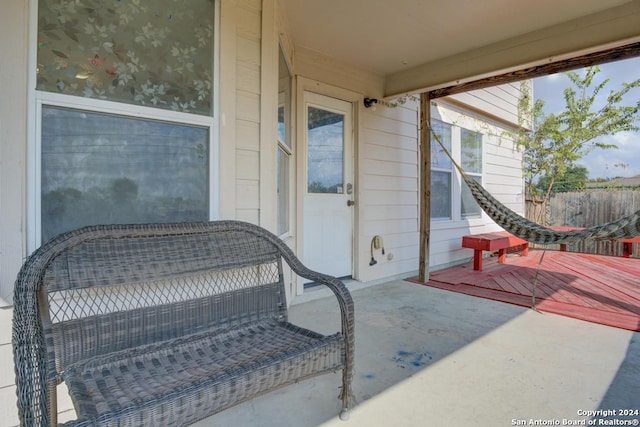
[295,78,361,295]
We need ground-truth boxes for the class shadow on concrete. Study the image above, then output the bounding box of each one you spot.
[198,279,527,426]
[196,279,638,426]
[596,332,640,422]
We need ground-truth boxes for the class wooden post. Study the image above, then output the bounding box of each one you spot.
[418,92,431,282]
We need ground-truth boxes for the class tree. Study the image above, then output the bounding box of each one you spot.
[517,66,640,221]
[537,164,589,193]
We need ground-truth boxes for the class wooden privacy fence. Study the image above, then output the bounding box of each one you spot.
[526,190,640,257]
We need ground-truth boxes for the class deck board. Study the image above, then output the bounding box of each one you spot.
[408,249,640,332]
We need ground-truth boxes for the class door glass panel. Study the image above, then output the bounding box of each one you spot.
[307,106,344,194]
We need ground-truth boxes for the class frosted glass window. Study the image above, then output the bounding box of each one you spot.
[37,0,214,115]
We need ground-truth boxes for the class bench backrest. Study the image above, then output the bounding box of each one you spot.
[17,221,288,378]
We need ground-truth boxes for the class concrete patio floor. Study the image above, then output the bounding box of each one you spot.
[196,279,639,427]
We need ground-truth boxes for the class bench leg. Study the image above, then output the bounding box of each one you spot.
[623,242,632,258]
[473,249,483,271]
[521,243,529,257]
[338,368,355,421]
[498,248,507,264]
[340,408,350,421]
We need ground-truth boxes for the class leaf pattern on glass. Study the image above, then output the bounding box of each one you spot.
[37,0,214,115]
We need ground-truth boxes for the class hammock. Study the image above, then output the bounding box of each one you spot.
[429,127,640,245]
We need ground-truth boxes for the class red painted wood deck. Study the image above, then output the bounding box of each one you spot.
[409,249,640,332]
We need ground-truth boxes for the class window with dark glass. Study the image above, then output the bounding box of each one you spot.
[460,128,483,219]
[41,107,209,243]
[430,120,453,220]
[277,48,292,236]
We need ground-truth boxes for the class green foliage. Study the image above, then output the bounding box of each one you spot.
[517,66,640,202]
[537,165,588,193]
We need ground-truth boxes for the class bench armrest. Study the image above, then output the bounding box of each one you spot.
[243,223,355,410]
[285,264,355,410]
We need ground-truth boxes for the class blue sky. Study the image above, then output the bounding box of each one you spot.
[533,56,640,179]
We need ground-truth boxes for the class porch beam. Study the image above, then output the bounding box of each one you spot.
[429,41,640,99]
[418,92,431,283]
[385,0,640,98]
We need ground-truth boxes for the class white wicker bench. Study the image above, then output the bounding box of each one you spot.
[13,221,354,426]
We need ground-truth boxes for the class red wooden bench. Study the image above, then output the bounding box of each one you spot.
[551,226,640,257]
[461,231,529,271]
[620,236,640,257]
[462,228,640,272]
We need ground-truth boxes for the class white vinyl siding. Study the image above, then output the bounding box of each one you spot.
[448,83,522,125]
[234,1,262,224]
[358,100,419,282]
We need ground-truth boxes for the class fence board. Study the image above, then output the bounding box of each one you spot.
[526,190,640,257]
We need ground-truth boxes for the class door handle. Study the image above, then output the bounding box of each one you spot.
[347,200,356,207]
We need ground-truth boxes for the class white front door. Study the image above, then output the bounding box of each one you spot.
[303,92,354,278]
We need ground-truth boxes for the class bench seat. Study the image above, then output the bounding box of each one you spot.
[461,231,529,271]
[63,319,343,427]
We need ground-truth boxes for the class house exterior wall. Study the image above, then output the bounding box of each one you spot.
[430,93,524,270]
[352,89,524,281]
[0,0,524,423]
[356,100,420,282]
[0,1,28,307]
[219,0,273,225]
[0,1,28,423]
[0,0,279,424]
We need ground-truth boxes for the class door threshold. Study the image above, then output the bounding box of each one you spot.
[303,275,352,290]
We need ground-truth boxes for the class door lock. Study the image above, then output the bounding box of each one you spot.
[347,200,356,207]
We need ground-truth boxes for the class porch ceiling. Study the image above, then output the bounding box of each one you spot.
[281,0,640,98]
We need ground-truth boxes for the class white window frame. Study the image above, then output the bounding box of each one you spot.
[430,119,486,227]
[430,119,454,221]
[459,127,484,220]
[26,0,220,253]
[277,43,294,239]
[277,90,293,237]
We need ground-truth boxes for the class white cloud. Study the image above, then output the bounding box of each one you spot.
[577,132,640,178]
